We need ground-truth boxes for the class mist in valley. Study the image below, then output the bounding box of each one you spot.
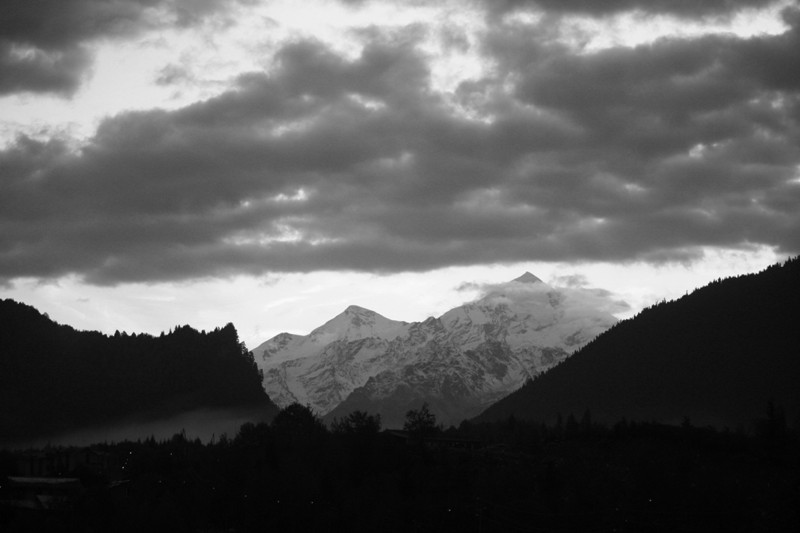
[3,408,266,450]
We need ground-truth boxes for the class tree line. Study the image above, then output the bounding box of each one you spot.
[2,401,798,532]
[0,299,276,443]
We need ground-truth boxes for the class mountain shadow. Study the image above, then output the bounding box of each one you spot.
[475,257,800,430]
[0,299,278,445]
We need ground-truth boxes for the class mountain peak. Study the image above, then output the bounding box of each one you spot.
[512,272,543,284]
[300,304,407,344]
[344,304,375,315]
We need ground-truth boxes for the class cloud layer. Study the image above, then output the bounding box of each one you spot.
[1,0,799,284]
[0,0,239,95]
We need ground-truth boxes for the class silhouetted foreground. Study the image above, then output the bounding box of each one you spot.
[0,299,277,444]
[2,404,797,532]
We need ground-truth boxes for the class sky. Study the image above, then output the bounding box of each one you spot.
[1,0,797,349]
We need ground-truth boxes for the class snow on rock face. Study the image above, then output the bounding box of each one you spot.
[308,305,409,344]
[252,306,408,365]
[252,274,618,424]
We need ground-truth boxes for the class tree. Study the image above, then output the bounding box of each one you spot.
[756,400,787,442]
[331,410,381,435]
[403,402,439,437]
[271,403,327,448]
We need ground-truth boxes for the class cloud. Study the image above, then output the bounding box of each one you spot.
[0,42,93,96]
[469,276,632,316]
[480,0,783,18]
[155,63,195,86]
[0,0,242,96]
[1,7,799,285]
[341,0,785,18]
[551,274,589,288]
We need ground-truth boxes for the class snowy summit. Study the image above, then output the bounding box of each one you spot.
[513,272,543,284]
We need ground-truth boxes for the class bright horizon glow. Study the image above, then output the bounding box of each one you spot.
[3,246,784,350]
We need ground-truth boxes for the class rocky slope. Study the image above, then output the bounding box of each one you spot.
[253,273,618,427]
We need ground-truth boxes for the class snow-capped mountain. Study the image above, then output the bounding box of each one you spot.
[257,305,408,364]
[252,273,618,427]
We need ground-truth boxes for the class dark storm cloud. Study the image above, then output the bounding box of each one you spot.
[0,42,92,95]
[2,5,800,284]
[0,0,241,96]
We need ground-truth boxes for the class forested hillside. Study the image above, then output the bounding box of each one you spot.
[477,257,800,429]
[0,299,277,443]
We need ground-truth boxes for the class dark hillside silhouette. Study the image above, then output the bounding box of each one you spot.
[476,256,800,429]
[0,299,278,444]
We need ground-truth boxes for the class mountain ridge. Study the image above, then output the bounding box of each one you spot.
[253,273,619,427]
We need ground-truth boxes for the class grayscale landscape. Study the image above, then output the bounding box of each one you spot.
[2,1,799,531]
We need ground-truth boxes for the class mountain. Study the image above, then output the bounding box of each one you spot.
[257,305,409,365]
[0,299,278,445]
[475,257,800,430]
[252,273,618,427]
[512,272,543,283]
